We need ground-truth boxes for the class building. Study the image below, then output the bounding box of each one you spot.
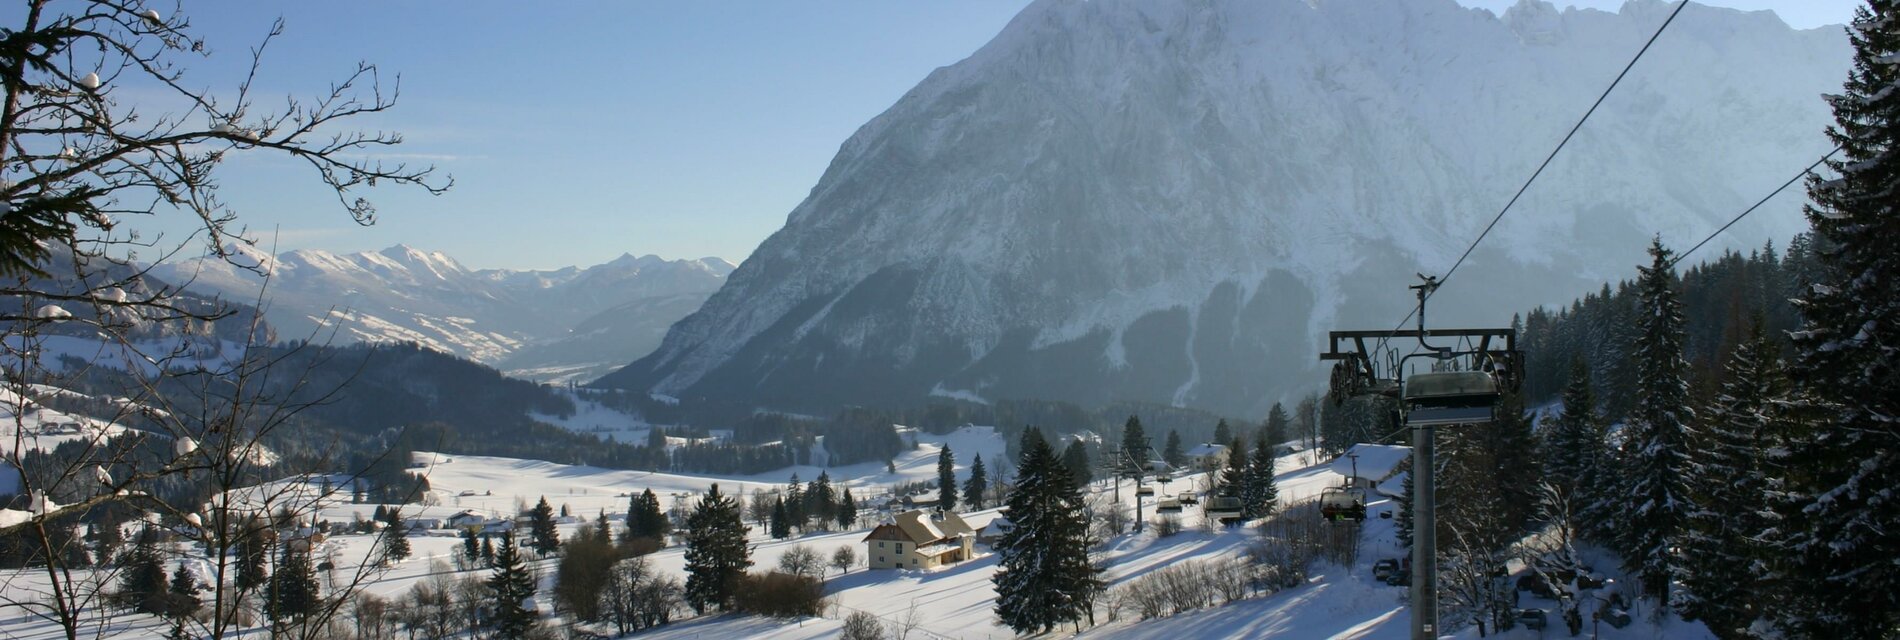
[976,515,1014,546]
[1184,443,1228,471]
[447,510,487,531]
[863,509,976,570]
[1331,443,1410,492]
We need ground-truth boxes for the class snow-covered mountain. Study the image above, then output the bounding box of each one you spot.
[153,245,734,382]
[600,0,1850,416]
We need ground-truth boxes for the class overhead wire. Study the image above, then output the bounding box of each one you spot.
[1370,0,1693,371]
[1670,145,1841,267]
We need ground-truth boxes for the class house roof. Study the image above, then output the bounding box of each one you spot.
[1331,443,1411,480]
[865,509,976,545]
[1186,443,1227,458]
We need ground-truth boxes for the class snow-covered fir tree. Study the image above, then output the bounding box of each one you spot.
[1220,437,1248,500]
[937,444,958,512]
[1777,2,1900,635]
[1243,432,1279,519]
[488,535,538,639]
[1614,238,1695,604]
[529,496,561,555]
[1163,430,1185,468]
[1681,322,1784,637]
[264,546,319,628]
[965,454,989,509]
[993,427,1106,633]
[1543,357,1613,535]
[1063,440,1093,484]
[683,484,751,614]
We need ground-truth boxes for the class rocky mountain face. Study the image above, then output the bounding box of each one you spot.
[601,0,1850,417]
[154,245,733,382]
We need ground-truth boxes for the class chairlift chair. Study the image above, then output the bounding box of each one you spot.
[1205,496,1244,525]
[1320,486,1368,522]
[1403,370,1501,426]
[1135,485,1155,497]
[1157,498,1182,513]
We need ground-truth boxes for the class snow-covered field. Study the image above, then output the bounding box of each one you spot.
[1,423,1714,639]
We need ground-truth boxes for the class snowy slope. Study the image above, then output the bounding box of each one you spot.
[601,0,1851,417]
[151,245,733,382]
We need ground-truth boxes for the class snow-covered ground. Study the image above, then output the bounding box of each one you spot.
[0,426,1714,640]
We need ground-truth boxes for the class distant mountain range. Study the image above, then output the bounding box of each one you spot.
[601,0,1851,417]
[152,244,733,383]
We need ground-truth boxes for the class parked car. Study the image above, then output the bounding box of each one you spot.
[1373,559,1400,582]
[1516,608,1548,631]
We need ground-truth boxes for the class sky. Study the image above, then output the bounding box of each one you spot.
[125,0,1862,271]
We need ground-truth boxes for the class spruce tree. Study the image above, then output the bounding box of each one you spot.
[1396,470,1415,551]
[118,526,167,614]
[1121,415,1149,476]
[626,488,668,541]
[164,563,202,639]
[770,497,791,540]
[683,484,752,614]
[488,535,538,639]
[529,496,561,555]
[235,518,269,594]
[1220,437,1248,499]
[380,507,410,564]
[481,536,495,566]
[462,527,480,565]
[1062,440,1093,485]
[993,427,1106,633]
[1615,238,1695,604]
[1777,3,1900,635]
[1162,430,1185,468]
[264,545,319,627]
[1543,358,1598,494]
[1243,432,1280,519]
[1681,323,1783,637]
[965,454,989,510]
[784,475,808,531]
[1212,419,1233,451]
[838,488,858,529]
[1263,402,1291,451]
[937,445,958,512]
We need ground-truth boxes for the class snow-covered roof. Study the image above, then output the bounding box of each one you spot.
[1331,443,1410,481]
[1185,443,1227,458]
[1376,470,1408,499]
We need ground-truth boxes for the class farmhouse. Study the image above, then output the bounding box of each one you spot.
[1184,443,1228,471]
[1331,443,1410,493]
[863,509,976,570]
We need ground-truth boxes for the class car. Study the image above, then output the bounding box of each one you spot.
[1373,559,1400,582]
[1516,608,1548,631]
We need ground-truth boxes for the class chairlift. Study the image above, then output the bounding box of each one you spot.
[1157,498,1182,514]
[1319,486,1368,522]
[1403,370,1500,426]
[1205,496,1244,525]
[1135,485,1155,497]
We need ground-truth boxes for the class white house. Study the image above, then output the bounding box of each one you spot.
[1184,443,1228,471]
[447,510,487,531]
[863,510,976,570]
[1330,443,1410,491]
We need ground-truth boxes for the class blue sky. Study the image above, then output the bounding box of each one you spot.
[162,1,1859,270]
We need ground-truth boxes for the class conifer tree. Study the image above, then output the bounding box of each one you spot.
[461,527,480,565]
[380,507,410,564]
[785,475,808,531]
[235,520,271,595]
[1162,430,1185,468]
[1776,3,1900,635]
[993,427,1106,633]
[1243,432,1280,519]
[1121,415,1149,476]
[683,484,752,614]
[1220,437,1248,499]
[802,472,833,528]
[1263,403,1291,451]
[1212,419,1233,451]
[481,536,496,566]
[529,496,561,555]
[1615,238,1695,604]
[1062,440,1093,485]
[1543,359,1598,495]
[264,545,319,628]
[625,488,669,542]
[488,535,538,639]
[838,488,858,529]
[770,497,791,540]
[1681,323,1783,637]
[965,454,989,510]
[937,445,958,512]
[164,563,202,640]
[118,526,167,614]
[1396,471,1415,551]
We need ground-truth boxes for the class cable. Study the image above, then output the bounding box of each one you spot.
[1671,145,1840,267]
[1374,0,1692,358]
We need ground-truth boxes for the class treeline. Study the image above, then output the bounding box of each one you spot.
[1518,236,1820,416]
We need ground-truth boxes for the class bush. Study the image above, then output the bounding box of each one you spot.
[731,572,825,618]
[840,610,886,640]
[1153,514,1182,537]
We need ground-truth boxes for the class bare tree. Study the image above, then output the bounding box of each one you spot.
[830,544,858,576]
[0,2,447,639]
